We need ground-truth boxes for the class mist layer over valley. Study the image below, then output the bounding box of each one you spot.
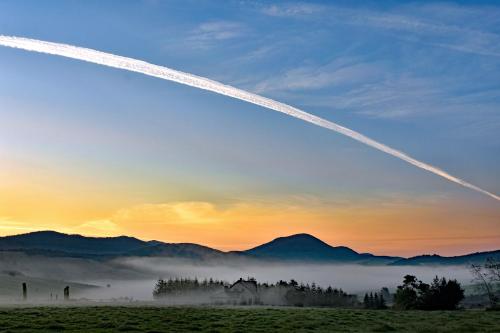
[0,231,495,304]
[0,252,474,302]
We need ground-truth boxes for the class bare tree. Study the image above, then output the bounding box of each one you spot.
[470,258,500,308]
[486,258,500,282]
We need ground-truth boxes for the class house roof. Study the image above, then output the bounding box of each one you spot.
[229,278,257,294]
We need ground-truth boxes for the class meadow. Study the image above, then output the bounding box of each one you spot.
[0,306,498,332]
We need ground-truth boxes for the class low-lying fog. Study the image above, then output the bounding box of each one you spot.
[0,252,476,302]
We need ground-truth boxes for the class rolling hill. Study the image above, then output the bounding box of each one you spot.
[389,250,500,266]
[0,231,497,265]
[0,231,223,260]
[234,233,400,264]
[0,231,147,255]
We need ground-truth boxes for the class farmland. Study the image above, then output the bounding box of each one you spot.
[0,306,498,332]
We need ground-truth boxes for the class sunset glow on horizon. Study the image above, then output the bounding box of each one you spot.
[1,1,499,258]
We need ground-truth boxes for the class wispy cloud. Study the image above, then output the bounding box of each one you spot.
[354,10,500,57]
[286,74,500,121]
[113,202,221,225]
[308,76,445,118]
[253,59,382,93]
[247,3,500,123]
[262,3,324,17]
[0,218,40,232]
[261,2,500,57]
[187,21,246,48]
[78,219,119,232]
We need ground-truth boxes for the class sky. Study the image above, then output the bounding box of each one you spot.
[0,0,499,257]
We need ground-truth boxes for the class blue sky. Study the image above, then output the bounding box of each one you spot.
[0,1,499,254]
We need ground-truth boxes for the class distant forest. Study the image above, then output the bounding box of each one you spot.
[153,277,356,307]
[153,273,482,310]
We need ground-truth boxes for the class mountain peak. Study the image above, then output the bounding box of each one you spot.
[279,233,323,241]
[243,233,360,262]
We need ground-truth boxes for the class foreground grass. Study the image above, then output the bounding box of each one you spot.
[0,306,499,332]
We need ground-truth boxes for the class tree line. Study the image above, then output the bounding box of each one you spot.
[153,275,465,309]
[153,277,225,297]
[363,291,387,309]
[274,279,356,307]
[153,277,356,307]
[152,259,500,310]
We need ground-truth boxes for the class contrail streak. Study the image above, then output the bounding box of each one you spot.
[0,35,498,202]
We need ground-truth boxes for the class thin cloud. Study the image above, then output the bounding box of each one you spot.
[78,219,119,232]
[262,3,324,17]
[0,218,40,232]
[312,76,444,118]
[322,76,500,120]
[187,21,246,48]
[261,2,500,57]
[353,10,500,57]
[113,202,222,225]
[253,59,382,94]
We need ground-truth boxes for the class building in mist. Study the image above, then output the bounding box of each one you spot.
[225,278,258,305]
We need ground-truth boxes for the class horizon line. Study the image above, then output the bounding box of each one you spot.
[2,229,499,259]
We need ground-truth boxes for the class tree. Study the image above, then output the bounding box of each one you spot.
[379,294,387,309]
[363,293,369,308]
[153,279,167,298]
[486,258,500,281]
[394,275,464,310]
[420,276,464,310]
[470,258,500,309]
[363,291,387,309]
[394,275,420,310]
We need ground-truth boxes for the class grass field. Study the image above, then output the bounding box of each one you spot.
[0,306,498,332]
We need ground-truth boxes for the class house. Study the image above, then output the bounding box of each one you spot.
[225,278,259,305]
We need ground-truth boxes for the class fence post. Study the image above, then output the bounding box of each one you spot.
[22,282,27,301]
[64,286,69,301]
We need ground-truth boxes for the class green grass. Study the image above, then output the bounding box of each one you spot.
[0,306,498,332]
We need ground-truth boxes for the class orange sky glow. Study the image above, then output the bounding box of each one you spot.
[1,164,498,257]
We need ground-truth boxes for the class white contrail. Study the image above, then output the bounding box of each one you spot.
[0,35,498,202]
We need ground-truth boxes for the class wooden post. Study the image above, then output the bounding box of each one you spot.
[22,282,27,300]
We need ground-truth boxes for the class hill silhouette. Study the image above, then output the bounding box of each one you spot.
[0,231,497,265]
[390,251,500,266]
[236,233,398,263]
[0,231,146,255]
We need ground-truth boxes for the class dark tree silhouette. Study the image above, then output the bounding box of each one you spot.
[64,286,70,301]
[22,282,27,301]
[394,275,419,310]
[394,275,464,310]
[364,292,387,309]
